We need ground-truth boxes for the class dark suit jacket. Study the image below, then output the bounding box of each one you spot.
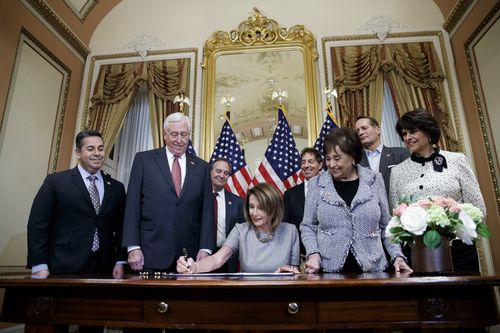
[27,167,126,274]
[222,190,244,272]
[122,148,214,270]
[359,146,410,197]
[283,182,306,255]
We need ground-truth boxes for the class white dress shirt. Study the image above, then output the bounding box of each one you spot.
[365,143,383,172]
[214,189,227,248]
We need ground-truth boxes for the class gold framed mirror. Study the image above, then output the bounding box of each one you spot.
[201,8,320,170]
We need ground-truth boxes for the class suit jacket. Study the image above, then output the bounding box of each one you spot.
[222,190,244,272]
[27,167,126,274]
[122,148,214,270]
[300,166,403,272]
[283,183,306,254]
[359,146,410,197]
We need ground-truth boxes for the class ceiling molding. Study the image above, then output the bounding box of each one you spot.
[23,0,90,60]
[63,0,99,22]
[443,0,475,33]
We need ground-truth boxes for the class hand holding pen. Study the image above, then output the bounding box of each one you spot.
[176,248,198,274]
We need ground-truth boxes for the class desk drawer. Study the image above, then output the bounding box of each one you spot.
[318,300,419,323]
[144,300,316,324]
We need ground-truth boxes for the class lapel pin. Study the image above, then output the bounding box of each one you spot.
[107,181,111,185]
[228,200,232,205]
[190,161,195,165]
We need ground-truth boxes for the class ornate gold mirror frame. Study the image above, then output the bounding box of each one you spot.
[201,8,320,164]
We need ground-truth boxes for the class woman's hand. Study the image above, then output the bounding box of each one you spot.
[304,253,321,274]
[275,265,301,274]
[176,256,198,274]
[393,256,413,274]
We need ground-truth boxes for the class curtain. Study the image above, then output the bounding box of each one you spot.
[87,59,190,156]
[116,85,154,188]
[331,42,455,150]
[381,79,404,148]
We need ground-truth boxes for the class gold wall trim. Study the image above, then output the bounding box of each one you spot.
[82,48,199,139]
[443,0,475,33]
[24,0,90,60]
[19,27,71,173]
[465,3,500,213]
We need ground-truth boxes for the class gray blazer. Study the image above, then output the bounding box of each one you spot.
[300,165,403,272]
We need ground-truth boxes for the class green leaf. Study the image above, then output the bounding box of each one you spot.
[476,223,492,238]
[423,230,442,249]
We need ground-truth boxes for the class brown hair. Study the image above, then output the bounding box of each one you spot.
[244,183,284,230]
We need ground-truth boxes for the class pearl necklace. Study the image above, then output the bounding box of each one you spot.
[253,225,274,243]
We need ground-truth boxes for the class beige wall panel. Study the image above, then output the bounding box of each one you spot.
[0,42,64,265]
[474,18,500,165]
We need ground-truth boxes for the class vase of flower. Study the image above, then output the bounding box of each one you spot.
[386,195,491,274]
[411,235,453,274]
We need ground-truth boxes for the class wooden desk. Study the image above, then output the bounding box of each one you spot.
[1,273,500,331]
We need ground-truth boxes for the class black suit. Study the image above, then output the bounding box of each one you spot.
[122,148,214,270]
[283,182,306,255]
[359,146,410,197]
[219,190,244,272]
[27,167,126,274]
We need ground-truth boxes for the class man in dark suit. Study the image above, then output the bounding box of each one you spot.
[27,130,126,333]
[355,116,410,197]
[122,112,214,272]
[27,130,126,278]
[283,147,323,255]
[210,158,244,272]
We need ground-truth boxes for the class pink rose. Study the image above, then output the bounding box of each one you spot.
[393,203,408,217]
[432,196,447,207]
[417,199,433,210]
[448,203,461,213]
[444,197,458,208]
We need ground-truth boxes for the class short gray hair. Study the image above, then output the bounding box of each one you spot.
[163,112,191,132]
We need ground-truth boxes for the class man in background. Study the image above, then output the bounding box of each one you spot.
[122,112,214,273]
[283,147,323,255]
[27,130,126,333]
[210,158,244,272]
[355,116,410,196]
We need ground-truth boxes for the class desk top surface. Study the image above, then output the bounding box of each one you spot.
[1,272,500,288]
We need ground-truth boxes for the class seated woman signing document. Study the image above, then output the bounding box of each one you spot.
[177,183,300,274]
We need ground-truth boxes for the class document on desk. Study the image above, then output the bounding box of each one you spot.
[168,272,295,277]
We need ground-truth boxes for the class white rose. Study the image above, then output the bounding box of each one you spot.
[400,205,428,235]
[456,211,478,245]
[385,216,401,239]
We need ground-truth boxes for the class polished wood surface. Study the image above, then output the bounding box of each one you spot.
[1,273,500,331]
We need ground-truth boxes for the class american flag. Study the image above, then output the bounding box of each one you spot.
[210,112,252,198]
[314,101,338,155]
[186,140,197,156]
[251,108,303,194]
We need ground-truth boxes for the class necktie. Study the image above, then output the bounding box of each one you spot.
[88,175,100,252]
[213,192,219,242]
[172,155,182,197]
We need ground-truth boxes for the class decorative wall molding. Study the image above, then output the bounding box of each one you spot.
[22,0,90,60]
[465,3,500,213]
[64,0,99,22]
[125,33,166,59]
[359,15,404,41]
[443,0,475,33]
